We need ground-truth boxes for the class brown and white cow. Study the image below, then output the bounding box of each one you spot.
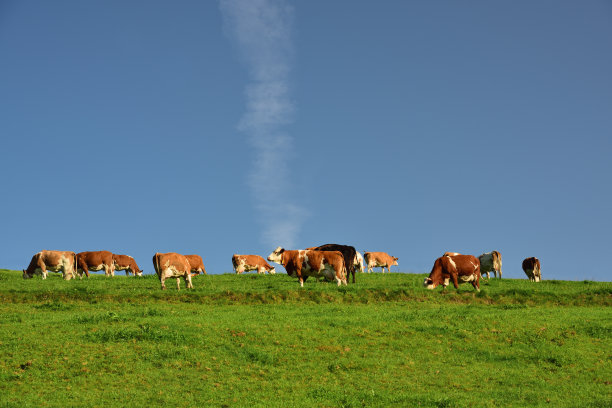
[363,252,398,273]
[112,254,143,276]
[185,254,207,276]
[308,244,358,283]
[424,254,481,291]
[267,247,347,287]
[76,251,115,278]
[522,257,541,282]
[23,250,77,280]
[152,252,193,290]
[232,254,275,274]
[354,251,365,273]
[479,251,502,279]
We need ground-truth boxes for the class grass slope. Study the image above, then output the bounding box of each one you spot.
[0,269,610,407]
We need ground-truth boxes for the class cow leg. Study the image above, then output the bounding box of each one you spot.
[451,274,460,289]
[160,277,167,290]
[299,277,304,287]
[185,274,193,289]
[176,278,181,291]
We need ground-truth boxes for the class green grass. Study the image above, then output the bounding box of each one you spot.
[0,269,610,407]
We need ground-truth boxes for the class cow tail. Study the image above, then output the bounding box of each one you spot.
[154,253,160,278]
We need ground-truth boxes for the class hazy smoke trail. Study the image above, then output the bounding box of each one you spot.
[220,0,306,248]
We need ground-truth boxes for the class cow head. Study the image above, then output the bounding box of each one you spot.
[267,247,284,263]
[268,266,276,274]
[134,268,143,277]
[23,269,33,279]
[392,256,399,266]
[423,277,437,290]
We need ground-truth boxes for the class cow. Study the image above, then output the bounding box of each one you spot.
[76,251,115,278]
[267,247,347,287]
[185,254,207,276]
[478,251,502,279]
[354,251,365,273]
[363,252,398,273]
[152,252,193,290]
[232,254,275,274]
[424,254,481,291]
[308,244,357,283]
[112,254,143,277]
[23,250,77,280]
[522,257,541,282]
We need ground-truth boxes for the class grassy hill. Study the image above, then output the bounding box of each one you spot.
[0,269,610,407]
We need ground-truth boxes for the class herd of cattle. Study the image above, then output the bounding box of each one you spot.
[21,244,542,291]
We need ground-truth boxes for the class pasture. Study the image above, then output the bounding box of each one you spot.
[0,269,610,407]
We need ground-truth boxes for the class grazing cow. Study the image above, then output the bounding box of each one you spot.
[23,250,77,280]
[424,254,481,291]
[152,252,193,290]
[76,251,115,278]
[232,254,275,274]
[185,254,207,276]
[478,251,502,279]
[113,254,143,276]
[267,247,347,287]
[354,251,365,273]
[363,252,398,273]
[308,244,357,283]
[522,257,542,282]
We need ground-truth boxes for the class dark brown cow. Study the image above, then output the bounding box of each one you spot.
[522,257,541,282]
[185,254,207,276]
[363,252,398,273]
[308,244,357,283]
[23,250,77,280]
[267,247,347,287]
[424,254,481,291]
[76,251,115,278]
[112,254,143,276]
[152,252,193,290]
[232,254,275,274]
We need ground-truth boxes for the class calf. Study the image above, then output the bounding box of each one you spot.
[113,254,143,276]
[185,254,207,276]
[232,254,275,274]
[23,250,77,281]
[363,251,398,273]
[479,251,502,279]
[77,251,115,278]
[424,254,481,291]
[522,257,541,282]
[267,247,347,287]
[152,252,193,290]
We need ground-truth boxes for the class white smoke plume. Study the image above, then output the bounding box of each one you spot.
[220,0,307,248]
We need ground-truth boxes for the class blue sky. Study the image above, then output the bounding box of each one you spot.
[1,0,610,281]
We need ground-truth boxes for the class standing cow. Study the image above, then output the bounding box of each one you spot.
[308,244,358,283]
[23,250,77,280]
[522,257,542,282]
[232,254,275,274]
[424,254,481,292]
[267,247,347,287]
[363,252,398,273]
[478,251,502,279]
[113,254,143,276]
[76,251,115,278]
[185,254,207,276]
[354,251,365,273]
[152,252,193,290]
